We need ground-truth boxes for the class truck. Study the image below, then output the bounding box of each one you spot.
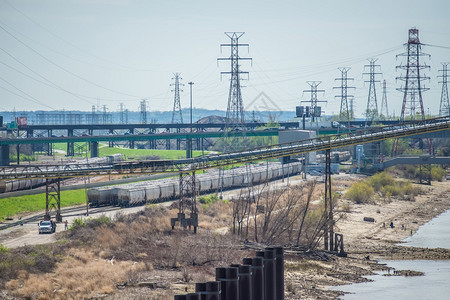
[38,220,56,234]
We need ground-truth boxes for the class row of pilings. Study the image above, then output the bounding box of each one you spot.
[174,247,284,300]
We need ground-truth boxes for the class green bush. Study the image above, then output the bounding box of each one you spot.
[69,216,111,231]
[381,184,402,197]
[376,179,420,201]
[345,181,374,204]
[198,194,220,205]
[431,166,446,181]
[0,243,9,253]
[69,217,86,230]
[368,172,393,192]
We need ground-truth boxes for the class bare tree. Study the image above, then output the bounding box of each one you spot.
[232,190,251,237]
[296,180,317,247]
[231,179,341,251]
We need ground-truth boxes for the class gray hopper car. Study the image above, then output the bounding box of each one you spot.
[88,162,303,207]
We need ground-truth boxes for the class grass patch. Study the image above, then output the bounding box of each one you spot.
[98,147,209,160]
[198,194,220,205]
[0,189,86,221]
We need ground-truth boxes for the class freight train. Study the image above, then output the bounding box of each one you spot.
[0,154,122,193]
[87,162,303,207]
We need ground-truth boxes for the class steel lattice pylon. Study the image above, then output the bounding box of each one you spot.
[392,28,432,155]
[438,63,450,117]
[363,59,381,124]
[334,67,355,129]
[171,172,198,233]
[171,73,184,124]
[140,99,148,124]
[380,80,389,119]
[218,32,252,134]
[302,81,326,124]
[45,178,62,222]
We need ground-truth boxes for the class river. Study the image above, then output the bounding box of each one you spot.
[330,208,450,299]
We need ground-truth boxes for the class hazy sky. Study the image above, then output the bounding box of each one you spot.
[1,0,449,118]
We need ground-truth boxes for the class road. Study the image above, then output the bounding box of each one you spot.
[0,204,154,248]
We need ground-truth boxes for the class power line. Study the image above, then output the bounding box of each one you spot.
[2,0,160,72]
[0,23,142,99]
[0,77,55,109]
[0,54,95,105]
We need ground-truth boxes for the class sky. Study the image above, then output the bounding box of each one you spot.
[0,0,449,119]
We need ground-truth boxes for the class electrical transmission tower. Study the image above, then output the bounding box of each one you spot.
[334,67,355,129]
[171,73,184,124]
[380,80,389,120]
[363,58,381,124]
[392,28,432,155]
[438,63,450,117]
[396,28,430,121]
[140,99,148,124]
[119,103,125,124]
[218,32,252,132]
[301,81,326,124]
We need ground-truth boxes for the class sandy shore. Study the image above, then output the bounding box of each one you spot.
[284,180,450,299]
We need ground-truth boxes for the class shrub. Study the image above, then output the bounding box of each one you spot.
[368,172,393,192]
[379,179,420,201]
[431,166,446,182]
[69,216,111,231]
[85,216,111,228]
[69,217,86,230]
[0,244,9,253]
[345,181,374,204]
[0,244,63,281]
[198,194,220,205]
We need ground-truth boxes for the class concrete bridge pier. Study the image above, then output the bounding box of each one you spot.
[90,141,99,158]
[0,145,9,166]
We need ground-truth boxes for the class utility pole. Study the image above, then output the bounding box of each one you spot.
[392,28,432,155]
[363,58,382,125]
[301,81,326,126]
[218,32,252,134]
[140,99,148,124]
[334,67,355,130]
[380,80,389,120]
[171,73,184,124]
[438,63,450,117]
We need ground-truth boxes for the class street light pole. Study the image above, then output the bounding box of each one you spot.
[188,82,194,158]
